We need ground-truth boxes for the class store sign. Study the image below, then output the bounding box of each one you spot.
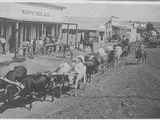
[22,9,51,17]
[0,3,64,22]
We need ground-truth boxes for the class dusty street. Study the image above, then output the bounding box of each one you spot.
[0,48,160,118]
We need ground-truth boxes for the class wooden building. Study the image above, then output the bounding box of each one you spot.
[0,3,67,53]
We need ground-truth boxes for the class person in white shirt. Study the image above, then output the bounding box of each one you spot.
[98,47,106,56]
[106,45,114,52]
[55,62,72,74]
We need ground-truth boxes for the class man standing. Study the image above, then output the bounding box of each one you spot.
[32,39,36,55]
[0,35,6,55]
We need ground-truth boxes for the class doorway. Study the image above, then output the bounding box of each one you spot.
[8,24,16,53]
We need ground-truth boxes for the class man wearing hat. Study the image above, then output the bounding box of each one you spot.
[54,59,72,74]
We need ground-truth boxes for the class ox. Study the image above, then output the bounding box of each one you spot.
[114,45,123,67]
[84,53,100,82]
[73,56,87,96]
[135,45,147,64]
[0,66,52,110]
[0,66,27,102]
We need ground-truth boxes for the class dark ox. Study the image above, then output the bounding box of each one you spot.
[84,51,115,83]
[0,66,52,104]
[84,53,101,82]
[0,65,27,90]
[89,50,116,73]
[4,72,53,111]
[5,65,27,82]
[19,73,52,99]
[0,66,27,102]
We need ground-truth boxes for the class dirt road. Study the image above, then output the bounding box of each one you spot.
[1,48,160,118]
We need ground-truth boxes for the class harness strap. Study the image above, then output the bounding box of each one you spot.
[4,84,21,97]
[0,77,24,89]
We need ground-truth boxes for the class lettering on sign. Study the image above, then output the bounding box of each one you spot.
[22,9,50,17]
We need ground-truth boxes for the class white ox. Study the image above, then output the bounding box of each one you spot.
[69,55,86,96]
[114,46,123,65]
[75,58,86,96]
[55,56,87,96]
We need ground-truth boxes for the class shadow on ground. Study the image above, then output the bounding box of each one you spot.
[0,86,73,113]
[124,62,138,66]
[0,97,35,113]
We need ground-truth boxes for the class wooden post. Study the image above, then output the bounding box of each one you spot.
[1,22,4,36]
[56,24,59,38]
[14,22,19,58]
[104,23,107,43]
[110,19,112,41]
[66,24,69,46]
[41,23,44,37]
[75,24,78,48]
[59,24,63,41]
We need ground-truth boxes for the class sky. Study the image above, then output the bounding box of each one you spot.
[58,2,160,22]
[0,0,160,22]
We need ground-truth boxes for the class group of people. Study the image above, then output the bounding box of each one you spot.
[21,36,57,57]
[0,35,6,55]
[21,36,74,59]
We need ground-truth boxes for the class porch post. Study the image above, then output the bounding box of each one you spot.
[104,23,107,43]
[14,21,19,58]
[41,23,44,37]
[66,24,69,46]
[75,24,78,48]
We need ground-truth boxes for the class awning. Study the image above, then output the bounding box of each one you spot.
[0,3,65,23]
[64,16,108,31]
[97,25,105,32]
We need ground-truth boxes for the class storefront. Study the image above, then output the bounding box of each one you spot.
[63,17,107,46]
[0,3,65,53]
[61,23,78,47]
